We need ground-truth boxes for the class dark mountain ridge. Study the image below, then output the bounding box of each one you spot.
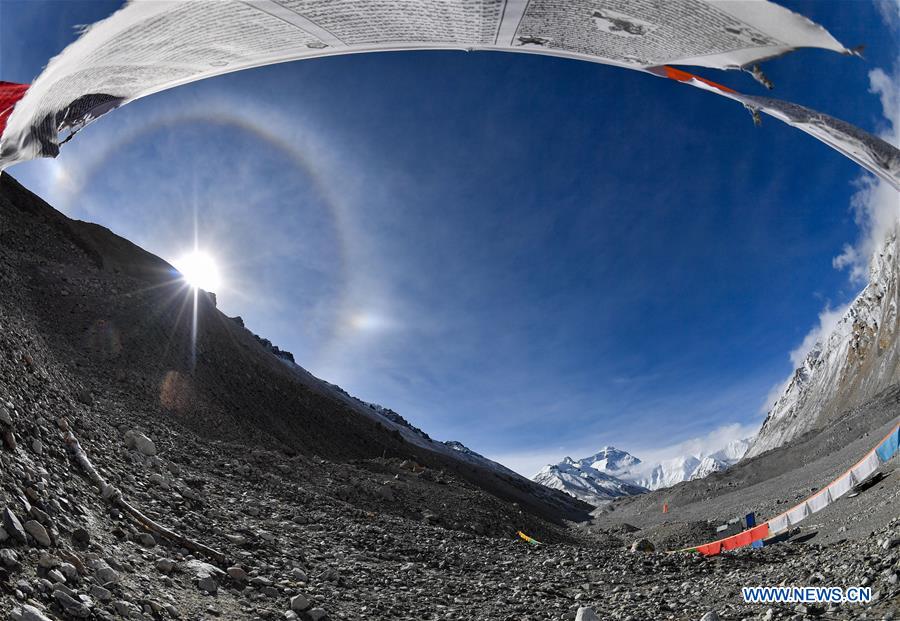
[0,172,588,525]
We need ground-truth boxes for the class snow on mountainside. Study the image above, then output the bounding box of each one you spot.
[711,439,753,463]
[534,439,751,505]
[576,446,642,475]
[633,455,702,490]
[690,456,728,480]
[746,230,900,458]
[533,459,648,506]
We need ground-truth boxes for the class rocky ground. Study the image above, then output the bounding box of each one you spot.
[0,170,898,621]
[0,380,897,621]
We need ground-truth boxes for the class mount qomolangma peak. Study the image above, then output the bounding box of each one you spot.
[574,446,642,474]
[532,439,751,505]
[533,457,648,506]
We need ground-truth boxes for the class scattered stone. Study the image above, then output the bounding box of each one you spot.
[0,548,19,568]
[3,429,17,450]
[72,527,90,546]
[198,574,218,594]
[11,604,53,621]
[307,608,327,621]
[182,559,225,594]
[59,562,78,582]
[575,607,601,621]
[52,589,91,617]
[0,404,12,426]
[250,575,273,587]
[124,430,157,456]
[422,510,440,524]
[91,584,113,602]
[23,519,51,547]
[290,593,310,612]
[112,601,133,617]
[630,538,654,553]
[156,558,176,573]
[375,485,395,501]
[93,564,120,585]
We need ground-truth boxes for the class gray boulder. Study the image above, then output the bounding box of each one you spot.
[124,430,157,456]
[575,607,601,621]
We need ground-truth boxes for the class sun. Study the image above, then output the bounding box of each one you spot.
[174,250,222,292]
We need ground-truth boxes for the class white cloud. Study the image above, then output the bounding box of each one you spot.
[874,0,900,33]
[631,421,759,465]
[787,302,850,368]
[831,67,900,282]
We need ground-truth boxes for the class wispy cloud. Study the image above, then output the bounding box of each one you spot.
[831,66,900,282]
[787,302,851,368]
[831,1,899,282]
[632,421,759,466]
[874,0,900,33]
[490,420,759,478]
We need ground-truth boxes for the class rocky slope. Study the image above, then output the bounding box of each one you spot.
[747,229,900,458]
[0,171,586,525]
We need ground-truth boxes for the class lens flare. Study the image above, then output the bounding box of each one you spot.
[174,250,221,292]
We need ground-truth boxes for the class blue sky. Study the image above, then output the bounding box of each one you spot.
[2,1,898,475]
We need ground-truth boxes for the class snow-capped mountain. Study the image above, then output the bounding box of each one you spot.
[690,456,728,480]
[746,230,900,458]
[573,446,642,475]
[711,438,753,463]
[632,455,702,490]
[533,458,648,506]
[534,439,751,505]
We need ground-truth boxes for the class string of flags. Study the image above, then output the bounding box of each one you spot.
[675,420,899,557]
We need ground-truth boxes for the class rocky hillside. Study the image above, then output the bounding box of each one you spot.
[0,172,587,525]
[747,229,900,458]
